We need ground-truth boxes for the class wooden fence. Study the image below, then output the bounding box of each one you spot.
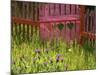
[12,17,80,42]
[11,1,96,46]
[80,6,96,46]
[11,1,39,20]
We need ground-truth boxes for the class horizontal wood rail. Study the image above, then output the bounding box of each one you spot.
[12,17,96,43]
[12,17,39,25]
[12,17,80,24]
[82,32,96,40]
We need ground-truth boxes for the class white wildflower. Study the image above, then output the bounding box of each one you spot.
[68,48,72,52]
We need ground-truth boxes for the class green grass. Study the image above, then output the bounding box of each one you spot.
[11,25,96,74]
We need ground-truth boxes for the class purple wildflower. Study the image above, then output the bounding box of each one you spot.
[34,49,41,54]
[56,54,64,63]
[56,54,62,58]
[56,57,60,63]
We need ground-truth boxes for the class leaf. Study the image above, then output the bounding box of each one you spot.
[58,23,64,31]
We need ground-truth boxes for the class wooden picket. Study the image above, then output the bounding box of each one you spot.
[11,1,96,45]
[80,6,96,47]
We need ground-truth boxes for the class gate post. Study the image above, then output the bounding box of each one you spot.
[79,5,85,44]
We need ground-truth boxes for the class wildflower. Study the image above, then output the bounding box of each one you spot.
[56,54,62,58]
[43,62,48,66]
[56,54,64,63]
[33,58,37,63]
[56,57,60,63]
[34,49,41,54]
[56,54,62,63]
[68,48,72,52]
[45,49,49,54]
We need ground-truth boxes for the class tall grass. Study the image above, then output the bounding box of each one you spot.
[11,24,96,74]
